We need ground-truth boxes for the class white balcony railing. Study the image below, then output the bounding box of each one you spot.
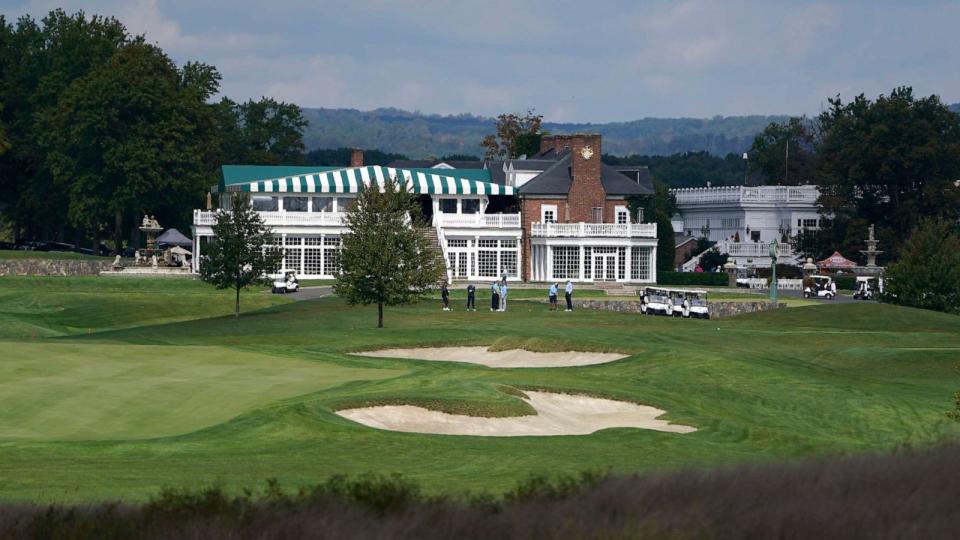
[530,222,658,238]
[671,185,819,206]
[721,241,793,258]
[434,213,521,228]
[193,210,346,227]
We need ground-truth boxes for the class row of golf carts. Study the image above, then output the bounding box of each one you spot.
[803,275,883,300]
[639,288,710,319]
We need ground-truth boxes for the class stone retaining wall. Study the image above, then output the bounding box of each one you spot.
[0,259,114,276]
[572,299,786,318]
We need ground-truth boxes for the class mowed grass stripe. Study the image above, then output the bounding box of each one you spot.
[0,277,957,501]
[0,342,404,440]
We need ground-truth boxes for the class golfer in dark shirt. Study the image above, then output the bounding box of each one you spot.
[466,284,476,311]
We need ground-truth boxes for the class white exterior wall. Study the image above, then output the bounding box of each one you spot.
[671,185,821,267]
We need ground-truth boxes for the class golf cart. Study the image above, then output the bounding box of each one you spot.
[803,275,836,299]
[684,290,710,319]
[853,276,883,300]
[640,287,672,316]
[669,290,687,317]
[272,272,299,294]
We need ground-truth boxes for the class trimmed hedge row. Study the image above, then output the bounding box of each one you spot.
[658,271,729,286]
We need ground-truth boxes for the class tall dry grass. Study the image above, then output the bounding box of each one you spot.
[2,444,959,539]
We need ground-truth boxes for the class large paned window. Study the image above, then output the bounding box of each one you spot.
[439,199,458,214]
[551,246,580,279]
[284,197,308,212]
[631,247,651,281]
[304,238,323,275]
[461,199,480,214]
[323,236,341,275]
[311,197,333,212]
[252,196,278,212]
[478,239,498,277]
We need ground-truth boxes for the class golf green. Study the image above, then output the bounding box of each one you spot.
[0,276,957,502]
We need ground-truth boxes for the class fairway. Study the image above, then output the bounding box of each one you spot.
[0,276,958,502]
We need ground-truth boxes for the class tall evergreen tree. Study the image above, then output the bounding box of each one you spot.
[199,193,282,317]
[335,180,445,328]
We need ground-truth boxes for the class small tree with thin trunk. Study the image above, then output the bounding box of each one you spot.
[200,193,282,316]
[335,179,446,328]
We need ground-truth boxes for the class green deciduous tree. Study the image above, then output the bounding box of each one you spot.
[334,180,445,328]
[213,97,306,165]
[40,41,219,255]
[816,88,960,260]
[883,219,960,314]
[480,110,543,159]
[0,106,10,155]
[199,193,282,317]
[0,10,129,244]
[748,116,818,185]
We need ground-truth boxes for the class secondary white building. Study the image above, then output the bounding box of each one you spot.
[671,185,821,268]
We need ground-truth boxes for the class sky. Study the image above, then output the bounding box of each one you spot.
[4,0,959,123]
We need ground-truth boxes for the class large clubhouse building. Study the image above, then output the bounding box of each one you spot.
[192,134,660,283]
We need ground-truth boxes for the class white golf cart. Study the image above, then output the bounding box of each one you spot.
[853,276,883,300]
[803,275,836,299]
[684,290,710,319]
[272,272,300,294]
[669,290,687,317]
[640,287,672,316]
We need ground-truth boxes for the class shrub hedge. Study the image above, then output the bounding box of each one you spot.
[658,271,729,287]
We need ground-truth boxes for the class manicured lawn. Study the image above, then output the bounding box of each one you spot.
[0,277,957,502]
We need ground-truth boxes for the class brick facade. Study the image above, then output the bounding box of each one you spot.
[521,134,636,280]
[520,197,565,280]
[566,135,606,222]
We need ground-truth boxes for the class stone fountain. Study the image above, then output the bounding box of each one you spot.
[860,224,883,267]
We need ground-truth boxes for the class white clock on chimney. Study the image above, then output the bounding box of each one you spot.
[580,145,594,160]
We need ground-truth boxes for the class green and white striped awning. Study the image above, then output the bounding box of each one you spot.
[225,166,514,196]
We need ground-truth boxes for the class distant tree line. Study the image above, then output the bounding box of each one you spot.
[0,9,306,253]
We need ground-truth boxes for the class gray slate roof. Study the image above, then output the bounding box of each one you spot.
[517,155,655,197]
[674,233,698,248]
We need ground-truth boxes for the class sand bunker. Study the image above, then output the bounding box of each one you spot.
[352,346,627,368]
[336,391,696,436]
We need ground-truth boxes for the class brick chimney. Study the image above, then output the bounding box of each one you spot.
[552,135,574,154]
[566,134,606,223]
[539,135,555,154]
[350,148,364,167]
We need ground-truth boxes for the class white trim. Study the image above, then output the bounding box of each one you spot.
[541,204,558,223]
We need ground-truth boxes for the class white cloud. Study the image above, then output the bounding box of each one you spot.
[4,0,958,120]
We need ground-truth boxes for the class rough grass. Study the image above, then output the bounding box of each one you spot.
[2,444,959,539]
[0,277,958,502]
